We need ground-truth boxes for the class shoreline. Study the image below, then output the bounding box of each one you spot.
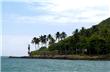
[9,55,110,60]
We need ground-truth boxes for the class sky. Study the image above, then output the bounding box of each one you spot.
[1,0,110,56]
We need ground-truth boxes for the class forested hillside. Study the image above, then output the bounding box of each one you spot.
[31,18,110,56]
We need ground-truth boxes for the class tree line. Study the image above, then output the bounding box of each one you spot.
[29,18,110,56]
[31,32,67,50]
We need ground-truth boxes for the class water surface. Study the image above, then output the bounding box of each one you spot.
[1,57,110,72]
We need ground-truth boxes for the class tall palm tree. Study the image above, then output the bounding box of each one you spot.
[47,34,55,45]
[47,34,52,40]
[80,27,85,32]
[43,35,47,47]
[31,37,40,50]
[73,29,79,54]
[39,35,44,46]
[56,32,60,42]
[80,27,85,36]
[40,35,47,47]
[49,37,55,45]
[61,32,67,40]
[73,29,78,35]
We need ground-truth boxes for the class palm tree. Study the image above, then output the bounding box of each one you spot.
[49,37,55,45]
[73,29,78,35]
[39,35,44,46]
[43,35,47,47]
[61,32,67,40]
[40,35,47,47]
[31,37,40,50]
[47,34,55,46]
[80,27,86,36]
[73,29,79,54]
[47,34,52,40]
[56,32,60,42]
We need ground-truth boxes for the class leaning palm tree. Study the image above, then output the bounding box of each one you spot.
[56,32,60,42]
[31,37,40,50]
[60,32,67,40]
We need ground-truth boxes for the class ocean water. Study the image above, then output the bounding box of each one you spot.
[1,57,110,72]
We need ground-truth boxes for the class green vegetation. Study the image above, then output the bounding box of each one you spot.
[30,18,110,56]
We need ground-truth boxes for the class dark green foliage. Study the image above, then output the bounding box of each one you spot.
[47,34,55,45]
[56,32,60,41]
[38,46,48,51]
[31,37,40,50]
[39,35,47,46]
[60,32,67,40]
[31,17,110,56]
[48,17,110,55]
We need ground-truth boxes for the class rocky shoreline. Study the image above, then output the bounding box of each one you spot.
[9,55,110,60]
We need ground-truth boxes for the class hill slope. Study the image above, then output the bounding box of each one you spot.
[31,17,110,56]
[48,17,110,55]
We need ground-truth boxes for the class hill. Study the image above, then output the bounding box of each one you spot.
[31,17,110,56]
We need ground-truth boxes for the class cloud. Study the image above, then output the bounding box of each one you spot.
[3,0,110,26]
[2,0,110,56]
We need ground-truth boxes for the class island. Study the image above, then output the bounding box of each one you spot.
[9,17,110,60]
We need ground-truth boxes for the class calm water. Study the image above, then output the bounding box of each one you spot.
[1,57,110,72]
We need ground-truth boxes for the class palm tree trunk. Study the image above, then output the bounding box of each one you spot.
[37,44,39,49]
[35,44,37,50]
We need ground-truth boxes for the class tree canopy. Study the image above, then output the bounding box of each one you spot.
[31,17,110,56]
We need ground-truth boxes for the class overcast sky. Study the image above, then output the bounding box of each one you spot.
[1,0,110,56]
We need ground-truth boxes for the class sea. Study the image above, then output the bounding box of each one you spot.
[1,57,110,72]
